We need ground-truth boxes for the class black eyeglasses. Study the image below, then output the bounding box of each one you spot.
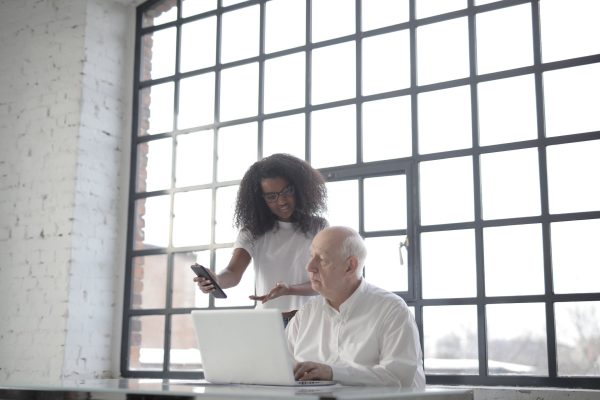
[262,185,295,203]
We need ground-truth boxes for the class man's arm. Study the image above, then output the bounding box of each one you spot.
[328,313,425,387]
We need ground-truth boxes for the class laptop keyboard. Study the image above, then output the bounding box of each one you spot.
[295,380,335,386]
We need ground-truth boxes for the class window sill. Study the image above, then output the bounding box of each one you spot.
[432,385,600,400]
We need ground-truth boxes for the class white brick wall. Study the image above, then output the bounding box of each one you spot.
[0,0,132,381]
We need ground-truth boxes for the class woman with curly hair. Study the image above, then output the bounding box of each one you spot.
[194,153,328,313]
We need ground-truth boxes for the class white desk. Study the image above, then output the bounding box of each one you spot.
[0,378,474,400]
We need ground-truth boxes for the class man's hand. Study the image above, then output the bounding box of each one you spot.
[249,281,289,303]
[293,361,333,381]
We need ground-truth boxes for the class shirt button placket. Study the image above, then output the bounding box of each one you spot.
[334,315,341,360]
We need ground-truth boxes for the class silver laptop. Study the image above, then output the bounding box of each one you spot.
[190,309,336,386]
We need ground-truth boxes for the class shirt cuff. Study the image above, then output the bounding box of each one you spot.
[330,364,352,384]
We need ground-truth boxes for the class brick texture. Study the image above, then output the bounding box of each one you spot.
[0,0,131,381]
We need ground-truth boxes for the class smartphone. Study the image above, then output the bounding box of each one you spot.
[191,263,227,298]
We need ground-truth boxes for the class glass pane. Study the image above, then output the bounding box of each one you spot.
[219,62,258,122]
[555,301,600,377]
[222,0,248,6]
[131,255,167,309]
[142,0,177,28]
[217,122,258,182]
[175,130,214,188]
[421,229,477,299]
[484,224,544,296]
[263,114,305,159]
[543,63,600,137]
[362,30,411,96]
[551,219,600,294]
[133,195,171,250]
[265,0,305,53]
[128,315,165,371]
[182,0,216,18]
[423,305,478,375]
[310,105,356,169]
[172,190,212,247]
[364,175,407,231]
[311,41,356,105]
[540,0,600,63]
[417,17,469,85]
[178,72,215,129]
[180,18,217,73]
[364,235,408,292]
[480,148,541,220]
[362,96,412,162]
[214,247,255,307]
[362,0,409,31]
[487,303,548,376]
[215,185,238,244]
[140,29,176,81]
[220,5,259,64]
[324,180,359,231]
[547,140,600,214]
[312,0,355,43]
[172,251,210,308]
[477,74,537,146]
[417,0,467,19]
[136,138,173,193]
[139,83,174,136]
[264,52,305,114]
[419,156,474,225]
[476,4,533,75]
[169,314,202,371]
[418,85,472,154]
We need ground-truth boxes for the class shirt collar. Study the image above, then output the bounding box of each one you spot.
[323,278,366,316]
[276,220,294,229]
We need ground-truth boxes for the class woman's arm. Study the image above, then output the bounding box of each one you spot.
[194,248,251,292]
[216,247,252,288]
[250,280,317,303]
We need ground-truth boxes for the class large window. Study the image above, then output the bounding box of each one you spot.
[123,0,600,388]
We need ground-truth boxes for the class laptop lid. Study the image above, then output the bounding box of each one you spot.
[190,309,334,386]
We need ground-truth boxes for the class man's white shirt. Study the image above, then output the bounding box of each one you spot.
[286,279,426,388]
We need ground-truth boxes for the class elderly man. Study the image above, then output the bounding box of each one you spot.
[286,226,425,388]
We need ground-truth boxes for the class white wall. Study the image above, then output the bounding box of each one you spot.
[0,0,134,381]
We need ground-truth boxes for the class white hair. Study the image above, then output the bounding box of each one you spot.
[339,228,367,277]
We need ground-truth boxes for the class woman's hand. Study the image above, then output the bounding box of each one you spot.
[193,269,218,294]
[249,281,290,303]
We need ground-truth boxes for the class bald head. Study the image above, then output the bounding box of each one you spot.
[313,226,367,277]
[306,226,367,308]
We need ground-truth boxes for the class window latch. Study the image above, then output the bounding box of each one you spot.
[398,236,409,265]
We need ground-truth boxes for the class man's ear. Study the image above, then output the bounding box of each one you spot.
[345,256,358,275]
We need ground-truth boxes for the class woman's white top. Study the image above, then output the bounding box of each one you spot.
[234,221,320,312]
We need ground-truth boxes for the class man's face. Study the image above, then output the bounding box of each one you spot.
[260,177,296,222]
[306,230,348,298]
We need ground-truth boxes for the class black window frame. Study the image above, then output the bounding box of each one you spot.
[122,0,600,389]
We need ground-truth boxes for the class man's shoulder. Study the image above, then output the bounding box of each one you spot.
[294,295,326,320]
[301,294,325,311]
[362,281,410,313]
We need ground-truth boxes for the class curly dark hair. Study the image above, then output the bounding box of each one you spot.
[234,153,327,237]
